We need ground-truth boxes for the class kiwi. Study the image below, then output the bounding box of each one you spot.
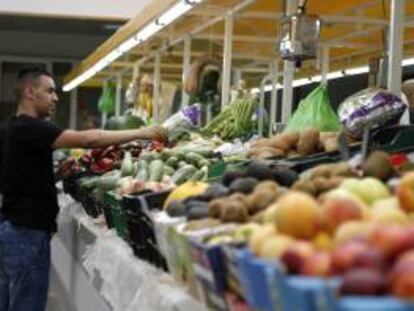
[291,179,317,196]
[208,198,226,218]
[219,200,249,223]
[362,151,394,180]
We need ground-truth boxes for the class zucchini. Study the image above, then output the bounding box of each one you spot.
[197,159,210,168]
[136,160,149,181]
[149,160,164,182]
[185,152,206,166]
[163,165,175,176]
[172,165,197,185]
[160,149,174,161]
[166,156,179,169]
[140,151,161,162]
[121,151,135,176]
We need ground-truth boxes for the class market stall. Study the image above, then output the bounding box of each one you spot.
[54,1,414,310]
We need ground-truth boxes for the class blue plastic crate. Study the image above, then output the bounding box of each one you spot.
[189,238,227,293]
[336,296,414,311]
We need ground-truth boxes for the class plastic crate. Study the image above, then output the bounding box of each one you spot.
[221,243,247,299]
[122,191,171,266]
[105,191,129,240]
[196,277,229,311]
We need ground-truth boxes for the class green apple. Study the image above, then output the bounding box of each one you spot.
[234,223,261,242]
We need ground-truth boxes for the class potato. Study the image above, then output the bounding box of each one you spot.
[267,132,300,152]
[291,179,317,196]
[252,138,272,148]
[331,162,356,177]
[323,137,339,153]
[310,164,334,179]
[313,177,343,194]
[319,132,339,144]
[297,128,320,155]
[254,181,279,194]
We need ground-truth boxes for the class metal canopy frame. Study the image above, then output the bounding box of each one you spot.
[64,0,411,129]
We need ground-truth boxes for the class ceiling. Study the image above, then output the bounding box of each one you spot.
[0,15,123,36]
[65,0,414,88]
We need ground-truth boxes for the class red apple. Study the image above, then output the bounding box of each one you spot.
[280,241,315,274]
[368,225,409,260]
[340,268,388,296]
[390,250,414,298]
[331,240,371,274]
[321,191,366,233]
[300,251,332,277]
[352,247,385,271]
[396,172,414,212]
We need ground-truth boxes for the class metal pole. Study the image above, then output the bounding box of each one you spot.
[259,74,271,137]
[387,0,405,95]
[69,88,77,129]
[182,34,192,108]
[153,52,161,123]
[269,60,279,137]
[101,79,108,128]
[115,73,122,116]
[221,12,234,109]
[321,46,330,85]
[281,0,298,124]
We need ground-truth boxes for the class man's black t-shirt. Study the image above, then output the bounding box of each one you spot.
[0,115,63,232]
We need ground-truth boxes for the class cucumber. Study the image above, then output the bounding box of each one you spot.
[189,170,206,182]
[149,160,164,182]
[197,159,210,168]
[172,165,197,185]
[178,161,188,169]
[166,156,179,169]
[185,152,206,166]
[163,165,175,176]
[160,149,174,161]
[136,160,149,181]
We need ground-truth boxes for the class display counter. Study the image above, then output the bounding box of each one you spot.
[47,189,205,311]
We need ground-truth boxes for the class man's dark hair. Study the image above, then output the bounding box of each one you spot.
[15,67,53,100]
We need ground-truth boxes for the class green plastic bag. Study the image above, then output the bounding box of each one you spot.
[284,84,342,133]
[98,82,116,114]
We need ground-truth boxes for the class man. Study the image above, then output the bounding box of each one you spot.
[0,68,167,311]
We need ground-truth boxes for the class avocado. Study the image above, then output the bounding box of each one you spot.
[245,161,274,181]
[272,167,299,187]
[166,200,187,217]
[185,200,209,213]
[203,184,230,200]
[187,206,210,220]
[229,177,259,194]
[222,171,244,187]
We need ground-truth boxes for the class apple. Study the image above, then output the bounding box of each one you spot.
[312,232,334,251]
[275,191,322,239]
[340,268,388,296]
[396,172,414,212]
[248,224,277,255]
[340,178,391,206]
[369,205,409,226]
[300,251,332,277]
[234,223,262,243]
[331,240,371,274]
[368,225,409,260]
[390,250,414,299]
[320,190,366,233]
[334,221,374,247]
[258,234,294,260]
[280,241,315,274]
[352,247,385,271]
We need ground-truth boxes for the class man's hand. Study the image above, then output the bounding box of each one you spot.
[139,125,168,142]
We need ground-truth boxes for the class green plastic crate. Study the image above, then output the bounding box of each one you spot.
[105,191,129,240]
